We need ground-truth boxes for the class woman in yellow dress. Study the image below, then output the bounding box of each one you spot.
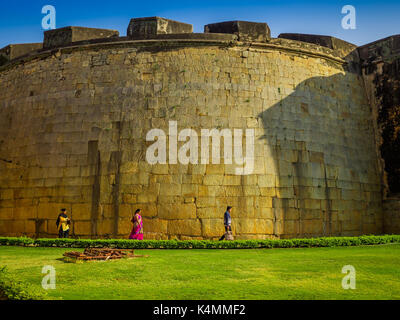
[56,209,71,238]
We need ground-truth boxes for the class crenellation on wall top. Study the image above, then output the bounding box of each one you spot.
[1,16,399,68]
[358,34,400,65]
[0,43,43,66]
[43,26,120,49]
[205,21,271,43]
[127,17,193,39]
[278,33,357,58]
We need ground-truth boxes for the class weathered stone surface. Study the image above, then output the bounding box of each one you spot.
[358,35,400,63]
[234,219,274,234]
[383,196,400,234]
[358,35,400,234]
[0,20,391,240]
[205,20,270,43]
[158,204,197,220]
[44,26,119,49]
[143,218,168,234]
[201,219,225,238]
[278,33,357,58]
[0,43,42,64]
[127,17,193,39]
[167,219,202,236]
[73,221,92,236]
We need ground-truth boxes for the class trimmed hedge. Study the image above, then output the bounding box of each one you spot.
[0,267,47,300]
[0,235,399,249]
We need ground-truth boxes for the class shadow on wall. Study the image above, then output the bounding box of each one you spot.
[374,59,400,195]
[258,72,383,238]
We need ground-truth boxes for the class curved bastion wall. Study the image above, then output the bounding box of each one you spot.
[0,18,387,239]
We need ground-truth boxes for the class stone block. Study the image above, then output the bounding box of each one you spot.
[159,183,181,196]
[197,207,219,219]
[196,197,216,208]
[0,220,13,235]
[234,218,274,234]
[283,220,300,235]
[47,219,59,235]
[206,164,225,175]
[10,220,25,234]
[97,219,113,236]
[13,207,36,220]
[127,17,193,39]
[71,203,92,220]
[259,187,277,197]
[0,208,13,219]
[201,219,225,237]
[222,175,242,186]
[25,220,36,234]
[0,189,14,200]
[118,218,132,236]
[120,162,139,174]
[205,21,271,43]
[137,192,157,203]
[254,197,273,208]
[73,221,91,236]
[38,203,71,219]
[302,220,323,235]
[181,184,198,197]
[150,165,169,176]
[143,218,168,234]
[0,43,42,64]
[167,219,201,236]
[44,26,119,49]
[257,207,274,220]
[203,175,224,186]
[118,204,134,218]
[158,203,197,219]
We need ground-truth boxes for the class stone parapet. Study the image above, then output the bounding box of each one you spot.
[205,20,271,43]
[358,35,400,68]
[278,33,357,58]
[44,26,119,49]
[0,43,43,66]
[127,17,193,39]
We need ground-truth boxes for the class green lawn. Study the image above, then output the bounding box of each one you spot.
[1,244,399,300]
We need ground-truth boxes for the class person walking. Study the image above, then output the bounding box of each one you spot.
[56,209,71,239]
[129,209,144,240]
[219,206,233,241]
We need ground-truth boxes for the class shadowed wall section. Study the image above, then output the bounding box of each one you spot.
[359,35,400,234]
[260,73,382,238]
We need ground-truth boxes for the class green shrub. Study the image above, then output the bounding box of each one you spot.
[0,266,47,300]
[0,235,399,250]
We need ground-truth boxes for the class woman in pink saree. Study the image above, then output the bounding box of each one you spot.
[129,209,144,240]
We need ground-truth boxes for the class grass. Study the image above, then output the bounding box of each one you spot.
[0,244,399,300]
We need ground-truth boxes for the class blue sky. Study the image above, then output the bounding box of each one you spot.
[0,0,399,48]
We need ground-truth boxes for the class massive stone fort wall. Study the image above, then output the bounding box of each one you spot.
[0,17,399,239]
